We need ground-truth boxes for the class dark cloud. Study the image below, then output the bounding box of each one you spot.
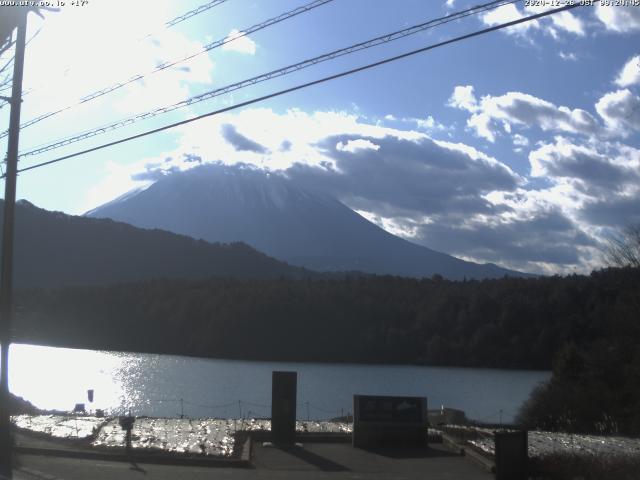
[286,134,519,218]
[131,165,182,182]
[580,196,640,228]
[183,153,202,163]
[530,138,640,201]
[545,150,628,186]
[536,150,634,195]
[500,96,598,134]
[413,209,596,267]
[220,124,269,154]
[280,140,292,152]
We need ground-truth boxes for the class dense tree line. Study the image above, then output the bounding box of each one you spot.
[13,267,640,433]
[517,269,640,434]
[517,337,640,435]
[516,225,640,435]
[13,267,639,372]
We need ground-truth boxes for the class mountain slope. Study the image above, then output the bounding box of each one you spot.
[87,164,526,279]
[0,199,307,289]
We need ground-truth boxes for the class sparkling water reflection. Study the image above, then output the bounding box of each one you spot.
[9,343,550,422]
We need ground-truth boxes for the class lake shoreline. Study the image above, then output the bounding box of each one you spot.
[9,343,550,424]
[11,338,552,373]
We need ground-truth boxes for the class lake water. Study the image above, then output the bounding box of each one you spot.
[8,343,550,423]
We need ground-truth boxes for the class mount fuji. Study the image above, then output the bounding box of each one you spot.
[87,164,527,280]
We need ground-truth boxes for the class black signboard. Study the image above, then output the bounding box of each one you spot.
[353,395,428,448]
[271,371,297,444]
[356,395,425,423]
[495,430,528,480]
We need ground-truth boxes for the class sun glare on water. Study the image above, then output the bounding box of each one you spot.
[8,343,131,413]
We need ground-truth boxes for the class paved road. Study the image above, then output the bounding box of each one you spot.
[14,443,492,480]
[17,455,240,480]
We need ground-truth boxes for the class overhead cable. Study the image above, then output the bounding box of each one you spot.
[0,1,231,105]
[17,0,518,158]
[6,2,585,178]
[0,0,335,140]
[164,0,230,29]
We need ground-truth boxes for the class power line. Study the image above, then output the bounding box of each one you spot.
[0,55,14,79]
[0,1,230,109]
[164,0,230,29]
[0,0,335,140]
[0,27,41,107]
[150,0,335,73]
[5,2,585,178]
[16,0,517,158]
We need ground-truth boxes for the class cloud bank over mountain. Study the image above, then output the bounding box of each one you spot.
[75,5,639,276]
[84,82,638,276]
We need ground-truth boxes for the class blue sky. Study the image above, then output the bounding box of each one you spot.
[1,0,639,274]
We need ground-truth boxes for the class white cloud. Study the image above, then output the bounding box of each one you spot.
[413,115,449,132]
[84,106,639,275]
[221,29,257,55]
[513,133,529,147]
[595,5,640,33]
[559,51,578,62]
[355,210,420,238]
[336,139,380,153]
[433,139,518,176]
[415,116,436,129]
[18,0,214,122]
[615,54,640,87]
[480,4,584,37]
[481,4,539,34]
[87,108,517,217]
[524,137,640,245]
[383,115,450,134]
[448,85,478,112]
[443,84,640,272]
[595,89,640,136]
[529,136,640,189]
[445,81,640,271]
[83,108,425,199]
[357,180,603,274]
[539,8,584,36]
[452,68,640,144]
[450,87,598,142]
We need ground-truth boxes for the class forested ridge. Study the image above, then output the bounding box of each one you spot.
[0,200,311,289]
[13,267,639,371]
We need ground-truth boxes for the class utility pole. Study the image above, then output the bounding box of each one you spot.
[0,8,28,479]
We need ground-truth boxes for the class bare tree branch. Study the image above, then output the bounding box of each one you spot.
[0,39,15,59]
[606,223,640,268]
[1,5,50,55]
[0,55,14,79]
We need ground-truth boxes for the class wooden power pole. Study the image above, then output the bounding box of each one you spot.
[0,8,28,478]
